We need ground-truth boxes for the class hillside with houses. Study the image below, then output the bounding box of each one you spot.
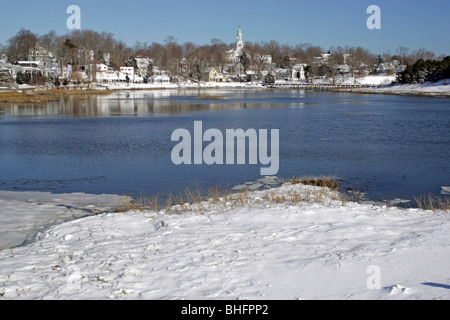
[0,28,447,89]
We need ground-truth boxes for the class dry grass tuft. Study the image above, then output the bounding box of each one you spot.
[114,194,160,213]
[197,96,225,100]
[289,176,340,190]
[414,193,450,212]
[0,89,112,104]
[114,176,349,214]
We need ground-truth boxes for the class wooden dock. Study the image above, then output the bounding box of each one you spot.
[267,83,381,90]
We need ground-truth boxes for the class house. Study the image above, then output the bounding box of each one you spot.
[96,64,109,72]
[313,53,332,65]
[336,64,350,75]
[150,75,170,83]
[96,70,120,83]
[119,66,134,76]
[201,67,223,82]
[1,63,23,80]
[28,43,54,77]
[134,57,152,77]
[16,61,42,74]
[275,68,292,80]
[292,64,307,80]
[119,67,134,82]
[95,64,119,83]
[253,53,272,66]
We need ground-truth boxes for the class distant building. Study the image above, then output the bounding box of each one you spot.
[96,64,109,72]
[16,61,42,74]
[313,53,332,65]
[226,28,272,76]
[119,66,134,81]
[96,69,120,83]
[227,28,245,63]
[1,63,23,80]
[103,53,111,65]
[134,57,152,77]
[253,53,272,66]
[292,64,306,80]
[150,75,170,83]
[201,67,223,82]
[28,43,54,77]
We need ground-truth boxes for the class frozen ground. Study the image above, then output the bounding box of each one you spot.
[0,183,449,300]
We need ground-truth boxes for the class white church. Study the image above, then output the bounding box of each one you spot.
[226,28,245,63]
[226,28,272,65]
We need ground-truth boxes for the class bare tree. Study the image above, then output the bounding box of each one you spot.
[163,36,182,78]
[6,29,38,61]
[412,48,436,61]
[396,46,411,65]
[209,38,228,72]
[38,30,58,53]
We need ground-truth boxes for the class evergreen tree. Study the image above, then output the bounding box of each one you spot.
[239,52,250,73]
[397,56,450,84]
[16,71,31,84]
[263,73,275,85]
[304,65,312,83]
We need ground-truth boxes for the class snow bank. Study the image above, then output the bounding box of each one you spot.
[102,81,264,90]
[0,191,127,250]
[0,183,449,300]
[356,74,396,86]
[346,79,450,96]
[104,82,180,90]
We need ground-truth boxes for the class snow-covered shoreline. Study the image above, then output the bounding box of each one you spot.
[338,78,450,97]
[2,76,450,98]
[0,183,449,300]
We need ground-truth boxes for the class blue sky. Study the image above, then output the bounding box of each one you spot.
[1,0,449,55]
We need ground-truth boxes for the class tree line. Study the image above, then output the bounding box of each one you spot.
[1,28,448,84]
[397,56,450,84]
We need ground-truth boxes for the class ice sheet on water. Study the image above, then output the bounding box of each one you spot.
[0,190,127,250]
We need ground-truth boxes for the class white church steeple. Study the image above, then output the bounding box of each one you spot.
[226,27,245,63]
[236,27,244,52]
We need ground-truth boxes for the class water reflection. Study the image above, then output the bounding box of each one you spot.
[0,89,448,204]
[0,89,313,118]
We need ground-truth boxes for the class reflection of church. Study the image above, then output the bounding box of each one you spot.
[227,28,245,63]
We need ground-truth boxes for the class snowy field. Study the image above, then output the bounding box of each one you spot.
[0,182,449,300]
[347,78,450,96]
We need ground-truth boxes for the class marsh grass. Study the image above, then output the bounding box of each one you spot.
[288,176,340,190]
[197,96,225,100]
[114,193,160,213]
[0,89,112,103]
[414,193,450,212]
[114,176,348,214]
[114,177,449,214]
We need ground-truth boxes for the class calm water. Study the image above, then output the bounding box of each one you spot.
[0,89,449,204]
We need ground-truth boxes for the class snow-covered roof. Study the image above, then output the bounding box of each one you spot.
[17,61,41,66]
[292,63,307,70]
[202,67,218,73]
